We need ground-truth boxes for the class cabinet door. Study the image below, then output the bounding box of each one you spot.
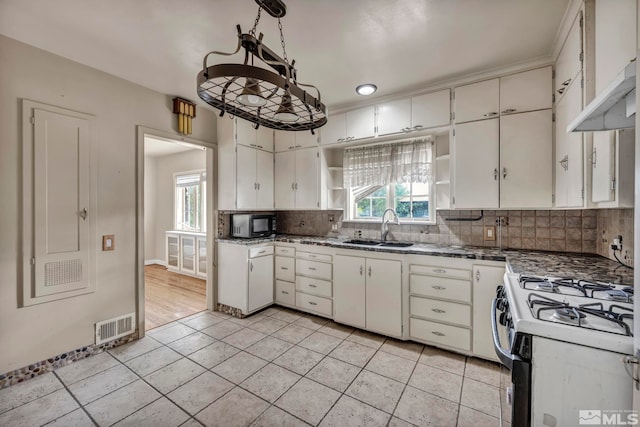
[321,112,346,145]
[499,67,552,114]
[274,150,296,209]
[295,131,319,149]
[472,265,505,361]
[333,255,366,328]
[554,78,584,208]
[166,234,180,270]
[500,110,553,208]
[591,131,615,203]
[454,79,499,123]
[248,255,274,312]
[366,258,402,337]
[196,237,207,277]
[236,118,257,147]
[346,106,376,140]
[377,98,411,136]
[274,130,295,152]
[236,145,256,209]
[452,119,499,209]
[256,149,274,209]
[555,12,582,98]
[412,89,451,129]
[295,148,319,209]
[181,235,196,274]
[256,126,274,152]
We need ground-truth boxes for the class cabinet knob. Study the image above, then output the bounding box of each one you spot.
[501,109,517,114]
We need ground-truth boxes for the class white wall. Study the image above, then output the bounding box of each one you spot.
[144,156,158,262]
[0,35,217,374]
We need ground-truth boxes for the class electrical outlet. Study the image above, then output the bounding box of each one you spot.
[484,226,496,241]
[328,215,335,223]
[299,220,305,227]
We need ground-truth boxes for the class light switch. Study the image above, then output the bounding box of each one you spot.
[484,226,496,241]
[102,235,115,251]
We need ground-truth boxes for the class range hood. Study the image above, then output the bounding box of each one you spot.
[568,59,636,132]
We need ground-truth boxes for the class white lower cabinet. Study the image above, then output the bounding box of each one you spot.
[471,265,505,361]
[217,242,273,315]
[334,255,402,337]
[292,248,333,318]
[275,245,296,307]
[166,231,206,278]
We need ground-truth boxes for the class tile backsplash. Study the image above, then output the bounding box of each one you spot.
[219,208,634,264]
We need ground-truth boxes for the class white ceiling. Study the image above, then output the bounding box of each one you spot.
[144,136,204,158]
[0,0,569,110]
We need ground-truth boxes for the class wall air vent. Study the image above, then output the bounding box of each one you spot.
[95,312,136,345]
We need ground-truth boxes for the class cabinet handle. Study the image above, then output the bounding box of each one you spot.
[288,145,295,150]
[347,136,355,141]
[250,262,253,271]
[308,301,318,306]
[80,208,88,220]
[493,168,498,181]
[281,266,288,270]
[254,183,258,189]
[562,78,571,86]
[559,155,569,171]
[476,270,480,282]
[309,267,316,271]
[502,167,507,179]
[432,309,446,314]
[368,266,372,277]
[591,148,597,166]
[413,125,423,131]
[257,183,261,189]
[556,87,566,95]
[294,183,298,190]
[258,250,266,254]
[337,138,345,142]
[296,145,302,148]
[360,265,363,275]
[257,145,263,149]
[291,182,295,190]
[432,285,446,290]
[483,112,498,117]
[282,290,289,295]
[402,127,411,132]
[308,284,317,288]
[501,109,517,114]
[433,269,446,274]
[309,255,317,258]
[432,331,445,337]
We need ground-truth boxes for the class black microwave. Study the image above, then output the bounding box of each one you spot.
[231,214,275,238]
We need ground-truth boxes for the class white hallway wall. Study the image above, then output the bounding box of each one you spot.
[0,34,218,373]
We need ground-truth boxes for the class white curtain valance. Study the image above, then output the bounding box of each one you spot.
[343,138,433,187]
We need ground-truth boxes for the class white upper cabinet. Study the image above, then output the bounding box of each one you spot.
[274,150,296,209]
[321,112,346,145]
[274,147,319,209]
[236,118,274,152]
[274,130,319,152]
[591,131,616,203]
[555,12,582,100]
[454,78,500,124]
[499,67,552,114]
[500,110,553,208]
[256,149,274,209]
[377,89,451,136]
[320,107,375,144]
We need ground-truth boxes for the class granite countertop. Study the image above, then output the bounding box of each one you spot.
[216,235,634,285]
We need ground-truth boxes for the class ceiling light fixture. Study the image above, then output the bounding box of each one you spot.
[197,0,327,132]
[356,83,377,96]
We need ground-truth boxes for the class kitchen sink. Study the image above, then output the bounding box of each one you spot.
[342,239,382,245]
[380,242,414,248]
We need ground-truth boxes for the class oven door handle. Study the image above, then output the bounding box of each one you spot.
[491,297,521,370]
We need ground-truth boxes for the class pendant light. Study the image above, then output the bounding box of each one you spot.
[197,0,327,132]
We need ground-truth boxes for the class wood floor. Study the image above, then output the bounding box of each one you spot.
[145,264,206,331]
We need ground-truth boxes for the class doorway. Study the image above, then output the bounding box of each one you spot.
[140,131,214,331]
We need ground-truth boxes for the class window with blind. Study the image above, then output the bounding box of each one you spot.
[175,171,206,232]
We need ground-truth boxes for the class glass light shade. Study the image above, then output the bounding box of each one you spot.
[236,78,267,107]
[356,83,377,96]
[274,92,299,122]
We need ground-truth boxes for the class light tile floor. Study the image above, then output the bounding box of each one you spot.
[0,307,510,427]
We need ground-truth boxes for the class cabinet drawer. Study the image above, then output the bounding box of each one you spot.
[297,251,332,263]
[296,292,332,317]
[410,264,471,280]
[410,296,471,327]
[296,259,332,280]
[296,276,332,298]
[410,274,471,303]
[410,318,471,351]
[275,246,295,257]
[275,280,295,306]
[249,246,274,258]
[275,256,295,282]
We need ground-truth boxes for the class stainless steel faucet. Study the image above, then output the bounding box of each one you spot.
[381,208,400,242]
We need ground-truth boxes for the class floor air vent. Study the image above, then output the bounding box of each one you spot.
[95,312,136,345]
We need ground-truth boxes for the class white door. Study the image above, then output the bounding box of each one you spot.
[591,131,616,203]
[377,98,411,136]
[295,131,319,149]
[236,145,257,209]
[256,125,274,152]
[333,255,366,328]
[452,118,500,209]
[366,258,402,337]
[294,148,319,209]
[454,78,499,123]
[472,265,505,361]
[499,66,553,114]
[274,130,296,152]
[500,110,553,208]
[346,106,376,140]
[33,109,91,297]
[321,112,346,145]
[248,255,274,312]
[554,77,584,208]
[411,89,451,129]
[555,12,582,99]
[274,150,296,209]
[255,149,274,209]
[235,118,257,147]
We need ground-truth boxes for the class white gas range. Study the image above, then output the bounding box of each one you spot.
[493,273,635,427]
